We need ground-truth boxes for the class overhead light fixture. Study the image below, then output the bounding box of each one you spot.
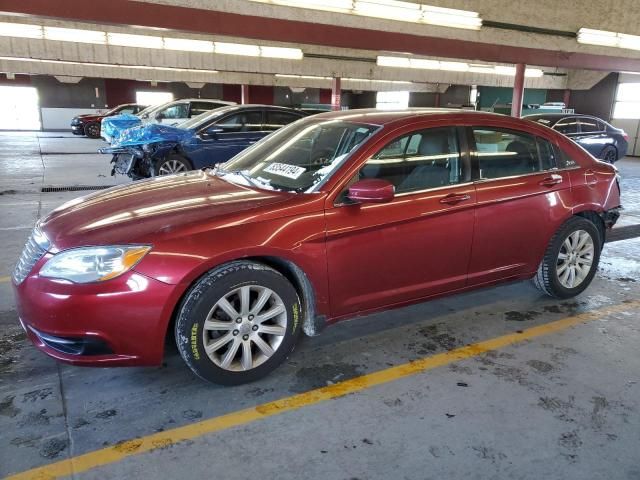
[354,0,422,22]
[577,27,640,51]
[275,74,332,80]
[377,55,545,78]
[0,21,304,59]
[214,42,261,56]
[0,22,43,39]
[249,0,482,30]
[44,27,106,44]
[422,5,482,30]
[344,77,413,85]
[259,46,303,59]
[163,37,214,52]
[107,32,164,49]
[0,56,218,74]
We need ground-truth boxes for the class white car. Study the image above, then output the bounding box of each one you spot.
[101,98,236,143]
[139,98,236,126]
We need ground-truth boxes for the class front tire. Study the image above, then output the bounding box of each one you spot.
[533,217,601,299]
[84,121,101,139]
[175,261,302,385]
[155,154,192,176]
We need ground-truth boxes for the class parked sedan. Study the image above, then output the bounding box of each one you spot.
[100,105,306,179]
[100,98,235,143]
[524,113,628,163]
[70,103,146,139]
[13,109,621,384]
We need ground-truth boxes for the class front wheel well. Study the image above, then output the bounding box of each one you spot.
[164,257,323,350]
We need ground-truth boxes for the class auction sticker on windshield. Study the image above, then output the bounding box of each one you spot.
[263,163,306,179]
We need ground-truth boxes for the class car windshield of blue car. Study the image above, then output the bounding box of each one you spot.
[217,118,379,193]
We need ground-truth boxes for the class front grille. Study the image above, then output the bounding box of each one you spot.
[13,229,49,284]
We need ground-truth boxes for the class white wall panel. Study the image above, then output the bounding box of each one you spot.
[40,108,103,130]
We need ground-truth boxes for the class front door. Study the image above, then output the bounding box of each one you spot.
[466,126,572,285]
[325,126,476,318]
[188,110,267,168]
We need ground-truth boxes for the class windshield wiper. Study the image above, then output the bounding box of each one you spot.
[218,169,263,189]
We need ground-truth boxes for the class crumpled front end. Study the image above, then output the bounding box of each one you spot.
[101,113,142,143]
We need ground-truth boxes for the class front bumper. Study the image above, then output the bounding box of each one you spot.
[71,124,84,135]
[13,259,182,366]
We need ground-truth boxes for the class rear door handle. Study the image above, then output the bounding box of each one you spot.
[439,193,471,205]
[539,174,563,187]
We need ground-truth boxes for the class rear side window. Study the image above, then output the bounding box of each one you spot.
[472,128,554,180]
[578,117,602,133]
[554,118,579,135]
[554,145,579,168]
[361,127,462,194]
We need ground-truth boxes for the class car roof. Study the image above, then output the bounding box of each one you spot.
[309,108,516,126]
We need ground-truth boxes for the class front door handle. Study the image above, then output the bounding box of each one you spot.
[539,174,563,187]
[439,193,471,205]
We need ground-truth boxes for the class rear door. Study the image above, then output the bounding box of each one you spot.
[467,126,572,285]
[575,117,610,158]
[325,125,476,317]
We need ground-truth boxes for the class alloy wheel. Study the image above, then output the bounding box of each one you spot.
[556,229,595,289]
[158,159,187,175]
[86,123,100,137]
[202,285,287,372]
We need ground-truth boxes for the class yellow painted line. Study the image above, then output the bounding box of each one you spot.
[6,300,639,480]
[0,275,11,283]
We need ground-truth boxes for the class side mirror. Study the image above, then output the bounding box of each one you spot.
[200,127,224,139]
[347,179,395,204]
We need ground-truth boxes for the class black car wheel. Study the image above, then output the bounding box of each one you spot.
[175,261,302,385]
[84,122,101,139]
[155,154,193,176]
[600,146,618,164]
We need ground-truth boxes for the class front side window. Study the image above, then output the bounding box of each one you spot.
[473,128,553,180]
[554,118,579,135]
[214,111,263,133]
[160,103,189,119]
[360,127,462,194]
[265,111,302,130]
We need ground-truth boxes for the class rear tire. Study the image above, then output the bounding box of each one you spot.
[84,121,101,139]
[533,217,601,299]
[600,146,617,164]
[155,154,192,176]
[175,261,302,385]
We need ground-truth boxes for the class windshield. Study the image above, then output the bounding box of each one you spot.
[178,106,236,130]
[218,117,379,192]
[137,104,161,118]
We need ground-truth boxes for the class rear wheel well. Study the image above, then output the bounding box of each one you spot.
[575,211,605,247]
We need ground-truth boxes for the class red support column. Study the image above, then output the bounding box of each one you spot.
[511,63,525,118]
[563,89,571,110]
[241,84,249,104]
[331,77,341,111]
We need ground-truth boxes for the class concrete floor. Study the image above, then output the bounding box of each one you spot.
[1,131,639,479]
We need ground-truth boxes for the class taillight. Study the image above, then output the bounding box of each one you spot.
[623,132,629,142]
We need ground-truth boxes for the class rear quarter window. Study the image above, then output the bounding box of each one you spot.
[554,144,579,168]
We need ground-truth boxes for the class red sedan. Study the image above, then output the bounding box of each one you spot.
[13,109,622,384]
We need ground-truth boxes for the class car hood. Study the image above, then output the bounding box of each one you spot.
[39,171,295,250]
[112,123,192,148]
[101,114,142,142]
[74,113,101,121]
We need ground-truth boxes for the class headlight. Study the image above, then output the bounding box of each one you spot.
[40,246,151,283]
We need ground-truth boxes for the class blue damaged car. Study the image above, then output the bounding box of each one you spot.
[99,105,306,179]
